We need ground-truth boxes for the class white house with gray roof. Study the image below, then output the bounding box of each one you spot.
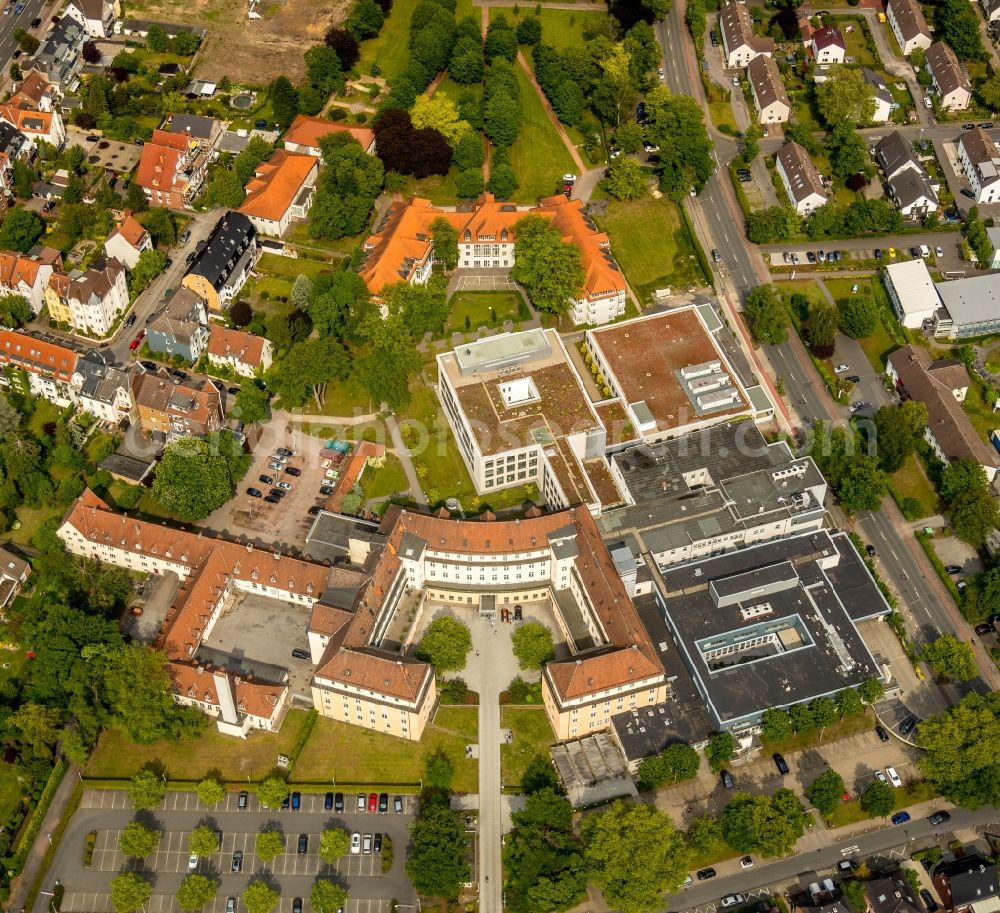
[775,141,827,214]
[747,55,790,124]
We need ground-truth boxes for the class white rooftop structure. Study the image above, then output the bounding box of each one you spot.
[883,259,941,329]
[934,273,1000,339]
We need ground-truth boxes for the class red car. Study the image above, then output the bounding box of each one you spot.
[367,792,377,813]
[129,329,145,351]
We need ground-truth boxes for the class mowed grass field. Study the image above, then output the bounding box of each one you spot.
[489,7,605,52]
[357,0,415,82]
[507,64,576,203]
[595,197,709,301]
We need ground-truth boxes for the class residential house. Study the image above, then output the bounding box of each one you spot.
[282,115,376,156]
[104,211,152,269]
[0,153,14,219]
[45,258,128,336]
[166,113,222,155]
[719,0,774,68]
[775,141,827,214]
[62,0,118,37]
[206,323,272,377]
[926,42,971,111]
[988,226,1000,268]
[181,210,260,313]
[810,26,846,64]
[887,168,939,219]
[74,352,135,424]
[958,127,1000,203]
[875,131,923,182]
[9,71,59,112]
[0,104,65,151]
[27,17,87,90]
[0,328,78,405]
[932,857,1000,913]
[863,68,896,123]
[0,247,62,314]
[134,128,207,210]
[360,193,628,326]
[237,150,318,237]
[864,875,922,913]
[747,55,791,124]
[886,0,932,55]
[0,545,29,609]
[146,287,209,363]
[0,122,29,164]
[132,367,223,440]
[887,345,998,481]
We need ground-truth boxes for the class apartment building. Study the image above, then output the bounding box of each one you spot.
[0,106,65,149]
[181,210,260,312]
[44,258,128,336]
[62,0,118,37]
[131,367,223,439]
[719,0,774,67]
[0,328,77,405]
[74,354,135,425]
[958,127,1000,203]
[886,0,932,55]
[104,211,152,269]
[775,140,828,214]
[361,193,627,326]
[28,16,86,89]
[926,42,971,111]
[0,247,62,314]
[238,150,318,237]
[146,287,209,363]
[206,324,272,377]
[747,55,791,124]
[9,71,59,112]
[134,128,207,210]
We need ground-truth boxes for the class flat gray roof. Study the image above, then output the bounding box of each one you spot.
[935,272,1000,327]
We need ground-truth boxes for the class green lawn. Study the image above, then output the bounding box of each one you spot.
[707,98,739,133]
[397,168,463,206]
[357,0,414,82]
[826,278,900,372]
[244,254,340,313]
[490,7,605,52]
[828,17,878,65]
[0,762,26,827]
[507,64,576,204]
[85,709,311,782]
[360,452,410,502]
[595,197,708,302]
[288,373,375,417]
[293,707,479,793]
[888,454,939,520]
[500,707,555,791]
[827,779,938,828]
[761,711,874,755]
[960,377,1000,443]
[285,223,362,256]
[445,291,526,334]
[777,279,826,314]
[6,504,65,547]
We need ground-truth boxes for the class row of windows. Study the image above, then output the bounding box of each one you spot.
[484,471,528,486]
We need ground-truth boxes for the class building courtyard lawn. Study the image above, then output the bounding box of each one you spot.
[360,452,410,502]
[293,707,479,793]
[595,197,708,302]
[507,65,576,204]
[85,709,311,782]
[445,291,526,334]
[500,706,555,791]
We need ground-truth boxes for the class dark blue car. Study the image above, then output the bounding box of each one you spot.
[891,811,911,825]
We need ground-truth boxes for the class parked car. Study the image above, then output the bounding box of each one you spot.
[710,29,719,45]
[292,900,302,913]
[393,795,403,813]
[188,854,199,870]
[231,851,243,873]
[721,769,734,789]
[180,229,191,244]
[308,505,322,516]
[125,313,137,328]
[350,832,361,854]
[875,770,888,783]
[277,480,292,490]
[335,792,345,812]
[899,715,917,735]
[712,249,722,263]
[268,489,286,500]
[324,792,334,810]
[29,15,40,26]
[226,899,235,913]
[697,868,716,880]
[891,811,911,825]
[875,725,890,742]
[936,246,945,257]
[292,648,310,660]
[185,251,197,264]
[722,896,746,908]
[886,767,902,788]
[976,623,995,636]
[272,454,288,464]
[246,487,262,498]
[835,363,850,373]
[368,792,378,812]
[921,890,939,912]
[961,188,976,199]
[259,474,273,485]
[837,859,857,874]
[980,122,994,129]
[284,466,302,477]
[773,753,789,775]
[373,833,383,853]
[276,447,293,457]
[866,544,876,557]
[945,564,962,574]
[874,248,883,259]
[297,833,307,854]
[740,856,754,869]
[379,792,389,814]
[363,833,373,854]
[963,123,976,130]
[928,811,951,826]
[806,251,817,263]
[846,375,860,384]
[357,793,366,811]
[238,791,248,809]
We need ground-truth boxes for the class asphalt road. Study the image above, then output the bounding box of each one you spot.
[42,789,418,913]
[670,803,998,912]
[0,0,47,72]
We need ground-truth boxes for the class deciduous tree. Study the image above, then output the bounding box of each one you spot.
[176,876,218,911]
[935,0,986,60]
[110,873,152,913]
[721,789,808,856]
[243,881,280,913]
[411,93,469,147]
[860,781,895,817]
[430,217,459,272]
[190,825,220,857]
[511,215,585,315]
[415,616,472,671]
[761,707,793,743]
[603,155,647,200]
[0,208,44,253]
[256,776,290,810]
[806,769,846,816]
[838,292,879,338]
[324,26,360,68]
[705,731,734,771]
[152,436,246,522]
[406,803,470,899]
[318,828,350,862]
[873,402,927,473]
[233,385,269,425]
[744,284,787,345]
[923,634,978,682]
[118,821,161,857]
[256,830,286,862]
[816,66,877,126]
[354,311,421,410]
[310,880,347,913]
[582,801,690,913]
[128,769,166,810]
[511,622,555,670]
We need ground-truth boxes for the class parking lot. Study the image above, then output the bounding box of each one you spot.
[47,789,418,913]
[201,432,348,551]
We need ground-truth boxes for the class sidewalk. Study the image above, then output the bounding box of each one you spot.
[8,763,80,913]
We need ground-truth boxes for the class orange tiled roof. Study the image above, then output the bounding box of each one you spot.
[238,150,316,223]
[151,128,194,152]
[309,602,354,637]
[135,142,184,193]
[10,71,54,110]
[0,106,53,135]
[0,328,77,379]
[207,324,267,368]
[111,213,149,250]
[284,114,375,153]
[167,660,285,721]
[0,247,60,289]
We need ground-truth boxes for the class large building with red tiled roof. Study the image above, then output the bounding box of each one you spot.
[206,324,272,377]
[134,127,208,209]
[238,150,318,237]
[0,247,62,314]
[0,327,78,405]
[360,194,628,326]
[283,115,376,157]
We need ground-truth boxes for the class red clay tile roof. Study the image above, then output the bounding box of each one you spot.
[110,213,149,251]
[0,328,76,379]
[10,71,54,109]
[168,660,285,721]
[135,142,184,193]
[309,603,354,637]
[207,324,268,368]
[238,150,316,223]
[284,115,375,153]
[0,106,54,135]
